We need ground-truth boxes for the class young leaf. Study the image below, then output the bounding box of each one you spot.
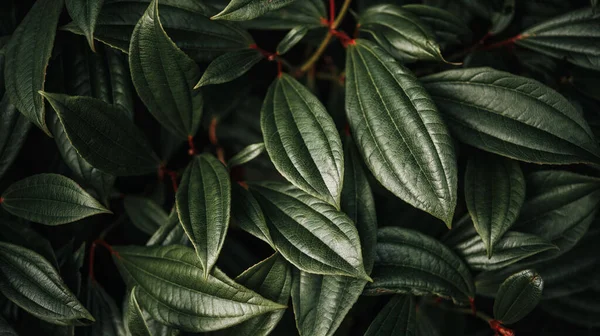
[231,183,273,247]
[213,0,297,21]
[0,242,94,326]
[112,244,286,332]
[261,73,344,208]
[358,5,451,63]
[65,0,104,51]
[242,0,325,30]
[146,209,189,247]
[365,227,475,305]
[516,7,600,71]
[41,92,160,176]
[4,0,64,135]
[130,0,203,139]
[217,254,292,336]
[0,95,31,181]
[227,142,266,168]
[421,67,600,165]
[85,280,126,336]
[493,270,543,324]
[125,287,152,336]
[176,154,231,278]
[364,295,416,336]
[465,152,525,257]
[249,182,370,280]
[195,49,263,88]
[276,26,309,55]
[1,174,111,226]
[402,5,471,46]
[346,39,457,227]
[124,196,168,235]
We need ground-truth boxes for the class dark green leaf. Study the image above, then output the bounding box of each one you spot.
[0,242,94,326]
[125,287,152,336]
[516,8,600,71]
[41,92,160,176]
[0,95,30,181]
[276,26,309,55]
[0,315,17,336]
[261,73,344,208]
[0,220,57,268]
[146,209,189,247]
[1,174,111,225]
[459,0,514,35]
[4,0,63,135]
[249,182,370,280]
[112,244,286,332]
[542,289,600,328]
[231,183,273,246]
[130,0,203,139]
[422,67,600,165]
[195,49,263,88]
[401,5,471,46]
[85,280,125,336]
[106,48,135,118]
[242,0,325,30]
[346,39,457,226]
[65,0,104,51]
[217,254,292,336]
[176,154,231,278]
[493,270,543,324]
[213,0,297,21]
[365,227,475,305]
[364,295,416,336]
[465,152,525,257]
[227,142,266,168]
[124,196,167,235]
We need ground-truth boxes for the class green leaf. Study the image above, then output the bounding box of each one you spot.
[213,0,297,21]
[65,0,104,51]
[195,49,263,88]
[217,254,292,336]
[85,280,126,336]
[459,0,514,35]
[0,220,58,269]
[365,227,475,305]
[242,0,325,30]
[227,142,266,168]
[261,73,344,208]
[125,287,152,336]
[112,244,286,332]
[465,152,525,257]
[421,67,600,165]
[249,182,370,280]
[493,270,543,324]
[542,289,600,328]
[1,174,111,226]
[358,5,450,63]
[401,5,471,46]
[146,209,189,247]
[364,295,417,336]
[0,95,31,181]
[41,92,160,176]
[176,154,231,278]
[130,0,203,139]
[62,0,254,62]
[516,8,600,71]
[276,26,309,55]
[0,315,17,336]
[346,39,457,227]
[124,196,168,235]
[106,48,135,119]
[0,242,94,326]
[231,183,273,246]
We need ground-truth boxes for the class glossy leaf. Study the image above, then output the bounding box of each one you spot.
[493,270,543,324]
[249,182,370,280]
[4,0,64,135]
[146,210,189,247]
[125,287,152,336]
[0,242,94,326]
[65,0,104,51]
[213,0,297,21]
[261,73,344,207]
[1,174,111,226]
[112,244,286,332]
[195,49,263,88]
[242,0,325,30]
[124,196,168,235]
[231,183,273,246]
[365,227,475,305]
[217,254,292,336]
[276,26,309,55]
[465,152,525,257]
[106,48,135,118]
[402,5,471,46]
[364,295,416,336]
[516,8,600,71]
[41,92,160,176]
[130,0,203,139]
[85,280,125,336]
[227,142,266,168]
[0,95,30,181]
[422,67,600,165]
[0,220,57,269]
[346,39,457,226]
[176,154,231,278]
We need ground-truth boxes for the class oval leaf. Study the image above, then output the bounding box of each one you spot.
[41,92,160,176]
[176,154,231,278]
[125,287,152,336]
[195,49,263,88]
[421,67,600,165]
[1,174,110,226]
[146,209,189,247]
[242,0,325,30]
[465,152,525,257]
[227,142,266,168]
[213,0,297,21]
[365,227,475,305]
[112,244,285,332]
[402,5,471,46]
[493,270,543,324]
[0,95,30,181]
[276,26,309,55]
[65,0,104,51]
[364,295,417,336]
[346,39,457,226]
[85,280,126,336]
[261,73,344,208]
[124,196,168,235]
[231,183,273,247]
[0,242,94,326]
[130,0,203,139]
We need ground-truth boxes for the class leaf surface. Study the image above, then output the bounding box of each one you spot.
[493,270,543,324]
[85,280,125,336]
[276,26,309,55]
[364,295,416,336]
[124,196,168,235]
[213,0,297,21]
[66,0,104,51]
[195,49,263,88]
[125,287,152,336]
[402,5,471,46]
[227,143,265,168]
[0,95,30,181]
[231,183,273,247]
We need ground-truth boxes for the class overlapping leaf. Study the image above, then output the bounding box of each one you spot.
[402,5,471,46]
[146,210,189,247]
[242,0,325,30]
[124,196,168,235]
[231,183,273,246]
[195,49,263,88]
[227,143,265,168]
[493,270,543,324]
[213,0,297,21]
[364,295,416,336]
[85,280,125,336]
[0,95,30,181]
[276,26,309,55]
[65,0,104,51]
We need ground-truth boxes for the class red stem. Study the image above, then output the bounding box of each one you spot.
[330,29,355,48]
[0,197,3,204]
[329,0,335,26]
[469,297,477,315]
[482,34,526,51]
[187,135,196,156]
[489,320,515,336]
[88,239,119,281]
